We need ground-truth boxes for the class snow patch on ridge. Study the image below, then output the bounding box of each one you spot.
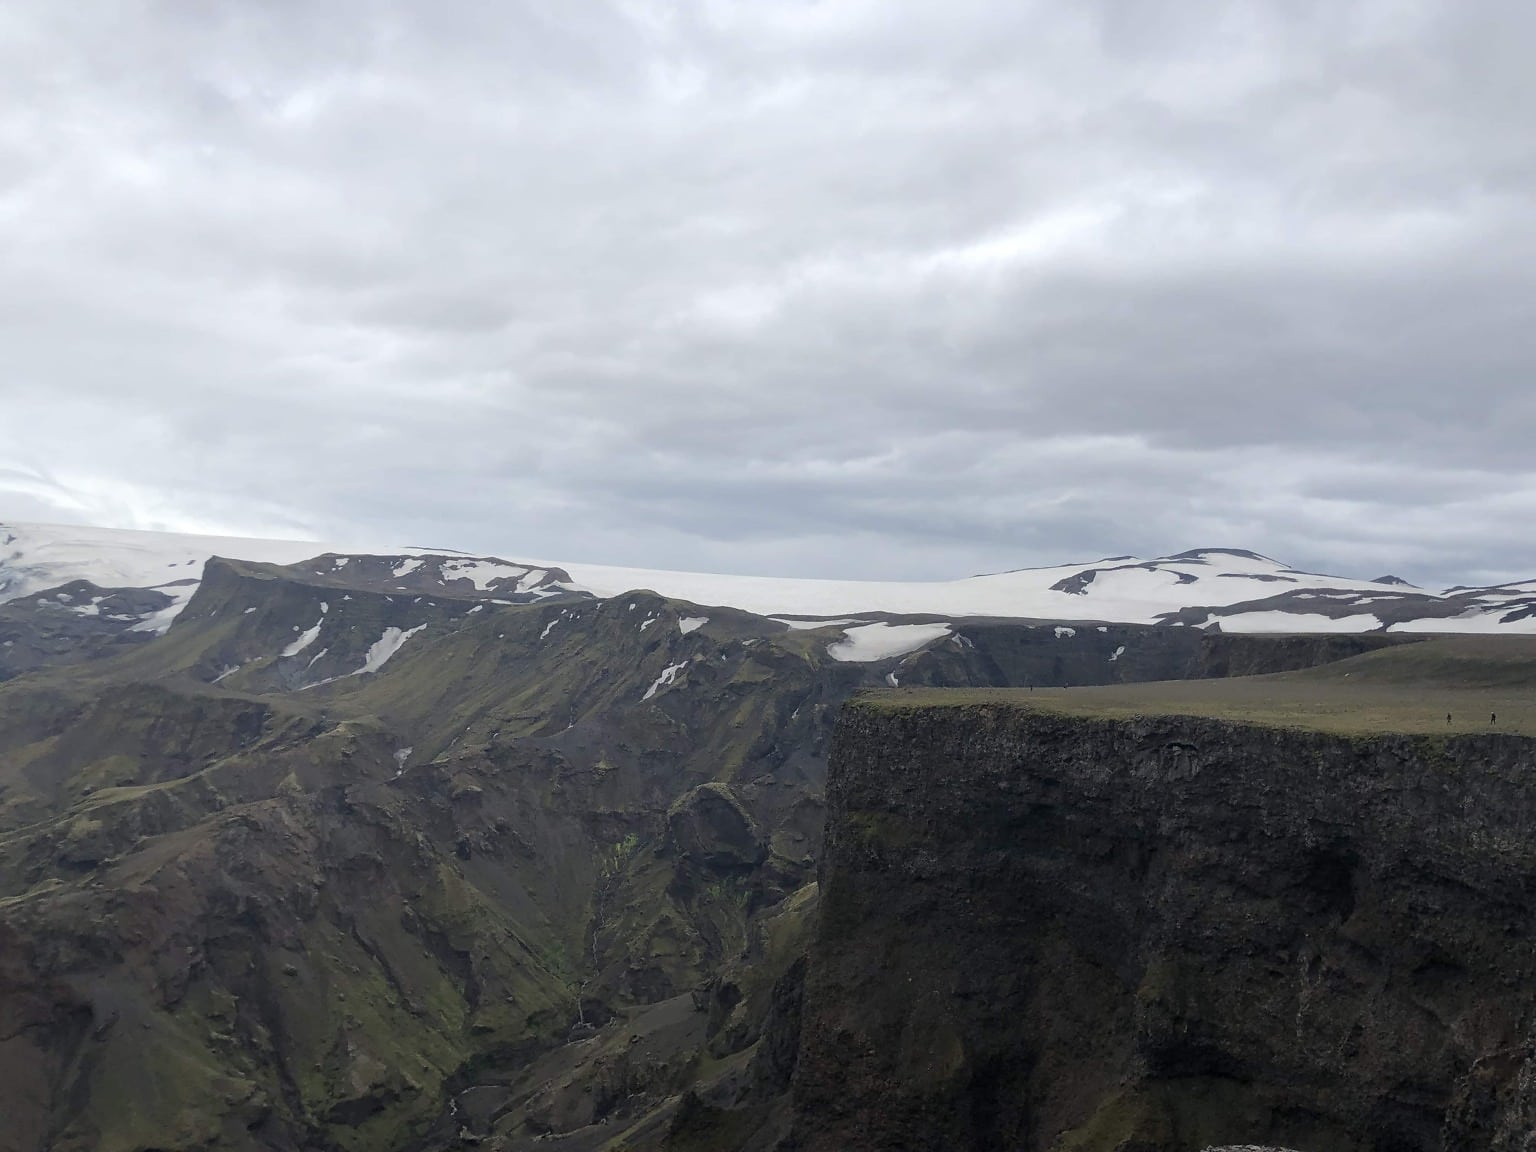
[772,617,866,631]
[827,622,952,662]
[441,559,531,591]
[127,591,196,636]
[1211,612,1382,634]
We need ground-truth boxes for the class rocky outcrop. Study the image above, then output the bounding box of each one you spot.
[668,784,766,870]
[791,701,1536,1151]
[0,580,172,680]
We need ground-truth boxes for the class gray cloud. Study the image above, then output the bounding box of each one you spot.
[2,0,1533,586]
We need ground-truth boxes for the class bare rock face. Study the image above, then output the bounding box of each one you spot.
[790,701,1536,1152]
[667,783,767,870]
[0,580,174,680]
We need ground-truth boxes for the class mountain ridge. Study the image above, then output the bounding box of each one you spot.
[3,518,1528,1149]
[5,521,1536,637]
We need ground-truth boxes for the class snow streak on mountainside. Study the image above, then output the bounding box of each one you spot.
[3,522,1535,634]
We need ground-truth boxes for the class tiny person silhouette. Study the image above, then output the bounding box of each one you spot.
[1447,712,1452,725]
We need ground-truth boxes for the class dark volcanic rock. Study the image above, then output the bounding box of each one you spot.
[1196,632,1419,679]
[0,580,173,680]
[668,783,766,869]
[790,702,1536,1152]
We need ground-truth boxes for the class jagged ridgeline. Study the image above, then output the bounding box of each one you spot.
[0,547,1454,1151]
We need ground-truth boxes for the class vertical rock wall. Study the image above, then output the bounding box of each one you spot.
[791,702,1536,1151]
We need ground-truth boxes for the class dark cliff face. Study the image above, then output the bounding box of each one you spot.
[885,626,1414,693]
[792,703,1536,1152]
[1194,633,1420,680]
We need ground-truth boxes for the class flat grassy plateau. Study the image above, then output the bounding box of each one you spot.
[870,635,1536,736]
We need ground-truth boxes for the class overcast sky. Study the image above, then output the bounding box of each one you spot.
[3,1,1534,586]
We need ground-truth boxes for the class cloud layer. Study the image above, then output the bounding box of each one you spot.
[3,0,1533,586]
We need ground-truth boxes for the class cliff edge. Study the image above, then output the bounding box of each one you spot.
[791,695,1536,1151]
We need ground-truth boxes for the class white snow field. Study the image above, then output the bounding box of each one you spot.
[1210,611,1383,634]
[439,558,534,590]
[827,623,954,662]
[0,522,334,603]
[543,549,1427,625]
[3,521,1534,635]
[1388,613,1536,635]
